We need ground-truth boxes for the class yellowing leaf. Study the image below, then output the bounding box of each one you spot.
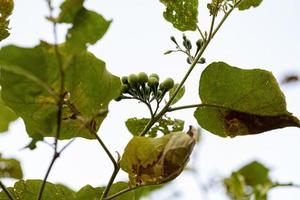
[120,129,197,186]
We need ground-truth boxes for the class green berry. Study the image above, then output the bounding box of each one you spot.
[148,77,159,87]
[196,39,203,49]
[128,74,138,87]
[137,72,148,84]
[149,73,159,81]
[162,78,174,90]
[198,57,206,64]
[121,76,128,84]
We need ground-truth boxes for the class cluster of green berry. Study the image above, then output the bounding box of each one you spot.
[116,73,175,104]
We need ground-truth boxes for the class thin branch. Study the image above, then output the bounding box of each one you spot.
[104,186,139,200]
[37,0,65,199]
[100,167,120,199]
[196,25,206,41]
[0,181,15,200]
[168,103,228,112]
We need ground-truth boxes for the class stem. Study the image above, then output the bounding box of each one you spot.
[168,103,229,112]
[196,25,206,41]
[0,181,15,200]
[38,1,65,199]
[139,1,241,137]
[104,186,139,200]
[92,131,118,169]
[100,167,120,199]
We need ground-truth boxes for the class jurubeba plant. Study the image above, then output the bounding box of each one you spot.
[0,0,299,199]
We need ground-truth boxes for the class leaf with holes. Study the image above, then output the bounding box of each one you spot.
[159,0,198,31]
[238,0,263,11]
[0,0,14,41]
[0,43,121,141]
[194,62,300,137]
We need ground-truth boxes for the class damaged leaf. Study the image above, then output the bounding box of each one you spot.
[120,128,197,186]
[194,62,300,137]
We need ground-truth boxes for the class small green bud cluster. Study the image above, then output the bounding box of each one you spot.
[165,35,206,65]
[116,73,175,103]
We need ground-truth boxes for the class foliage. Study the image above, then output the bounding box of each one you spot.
[0,0,14,41]
[0,157,23,179]
[223,161,293,200]
[0,0,299,199]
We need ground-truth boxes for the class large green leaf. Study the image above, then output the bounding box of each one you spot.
[0,180,75,200]
[0,0,14,41]
[0,91,18,133]
[194,62,300,137]
[0,157,23,179]
[0,43,121,140]
[238,0,263,10]
[159,0,198,31]
[120,130,197,186]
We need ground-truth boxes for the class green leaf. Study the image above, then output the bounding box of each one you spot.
[76,185,103,200]
[120,130,197,186]
[194,62,300,137]
[0,157,23,179]
[159,0,198,31]
[125,116,184,137]
[238,0,263,11]
[169,84,185,105]
[0,0,14,41]
[223,161,273,200]
[134,185,163,199]
[57,0,84,23]
[66,9,111,52]
[0,180,75,200]
[76,182,134,200]
[0,43,121,140]
[0,91,18,133]
[238,161,271,186]
[125,118,150,136]
[223,172,247,199]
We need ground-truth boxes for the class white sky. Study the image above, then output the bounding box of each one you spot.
[1,0,300,200]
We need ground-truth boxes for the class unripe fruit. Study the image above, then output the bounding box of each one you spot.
[137,72,148,84]
[149,73,159,82]
[162,78,174,90]
[148,77,159,87]
[144,85,151,95]
[128,74,138,87]
[121,76,128,84]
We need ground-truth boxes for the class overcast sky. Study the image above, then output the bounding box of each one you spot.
[1,0,300,199]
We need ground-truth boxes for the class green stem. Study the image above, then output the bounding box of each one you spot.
[139,1,242,137]
[100,167,120,199]
[103,186,139,200]
[168,103,229,112]
[0,181,15,200]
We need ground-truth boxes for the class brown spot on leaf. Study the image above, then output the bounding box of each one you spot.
[225,110,300,137]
